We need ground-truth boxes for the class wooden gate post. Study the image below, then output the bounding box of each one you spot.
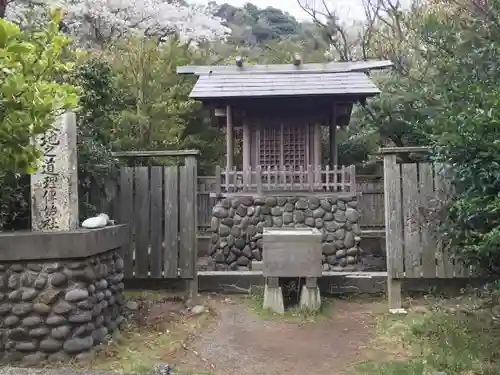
[181,154,199,306]
[382,150,404,311]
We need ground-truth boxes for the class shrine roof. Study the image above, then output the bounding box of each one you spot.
[187,71,381,99]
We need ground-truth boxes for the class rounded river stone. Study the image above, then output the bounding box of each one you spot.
[46,315,67,326]
[33,303,51,315]
[29,327,50,338]
[51,326,71,340]
[63,336,93,354]
[22,315,42,328]
[5,315,20,327]
[0,303,11,315]
[49,272,67,287]
[12,303,33,316]
[346,207,360,222]
[213,206,228,219]
[65,288,89,302]
[8,290,22,302]
[21,288,38,302]
[53,301,73,315]
[40,338,62,353]
[322,243,336,256]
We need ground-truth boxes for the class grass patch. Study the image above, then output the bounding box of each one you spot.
[124,289,176,301]
[358,297,500,375]
[89,314,213,374]
[43,290,216,375]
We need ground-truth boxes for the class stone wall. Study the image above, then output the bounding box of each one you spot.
[209,195,362,271]
[0,249,124,365]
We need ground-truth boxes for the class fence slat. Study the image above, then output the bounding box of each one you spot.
[419,163,436,278]
[164,166,179,278]
[119,167,134,278]
[401,163,422,278]
[149,167,163,278]
[134,167,150,278]
[434,163,453,278]
[179,160,196,278]
[357,180,384,228]
[384,155,404,278]
[349,165,356,193]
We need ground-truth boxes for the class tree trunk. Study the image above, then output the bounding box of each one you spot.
[0,0,7,19]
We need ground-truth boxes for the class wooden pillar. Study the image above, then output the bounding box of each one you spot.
[313,123,321,167]
[251,126,258,167]
[242,121,251,186]
[329,106,338,167]
[226,105,233,169]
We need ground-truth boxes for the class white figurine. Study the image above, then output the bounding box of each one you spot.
[81,213,114,229]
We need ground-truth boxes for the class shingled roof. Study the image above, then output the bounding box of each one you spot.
[178,60,392,100]
[189,72,380,99]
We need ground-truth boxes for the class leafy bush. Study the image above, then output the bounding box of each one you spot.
[422,1,500,273]
[73,58,122,219]
[0,9,80,229]
[0,9,79,175]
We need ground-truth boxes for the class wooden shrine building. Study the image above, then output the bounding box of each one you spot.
[177,59,392,193]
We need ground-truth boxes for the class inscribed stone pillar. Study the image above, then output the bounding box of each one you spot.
[31,112,79,232]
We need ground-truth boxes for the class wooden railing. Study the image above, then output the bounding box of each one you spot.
[214,165,356,195]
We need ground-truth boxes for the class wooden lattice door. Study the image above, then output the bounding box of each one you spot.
[258,123,308,168]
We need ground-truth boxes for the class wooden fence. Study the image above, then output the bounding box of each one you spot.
[356,176,384,229]
[382,147,481,310]
[110,151,198,288]
[198,177,218,233]
[214,165,356,194]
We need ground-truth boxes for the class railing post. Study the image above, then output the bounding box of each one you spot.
[256,165,263,195]
[315,164,321,190]
[267,165,271,191]
[215,165,221,196]
[225,166,230,193]
[307,165,313,192]
[243,166,250,191]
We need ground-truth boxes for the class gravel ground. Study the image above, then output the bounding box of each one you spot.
[0,369,137,375]
[169,297,380,375]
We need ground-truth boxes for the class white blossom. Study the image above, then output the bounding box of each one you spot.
[5,0,230,43]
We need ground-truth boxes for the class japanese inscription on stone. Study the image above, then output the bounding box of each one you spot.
[31,112,79,232]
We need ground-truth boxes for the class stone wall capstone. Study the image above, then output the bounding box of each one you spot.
[0,249,124,365]
[209,195,362,271]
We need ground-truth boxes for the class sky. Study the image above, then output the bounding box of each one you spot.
[196,0,368,22]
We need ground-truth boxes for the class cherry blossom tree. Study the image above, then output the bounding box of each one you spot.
[3,0,229,44]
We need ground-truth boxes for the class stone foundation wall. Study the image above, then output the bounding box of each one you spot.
[209,195,362,271]
[0,249,124,365]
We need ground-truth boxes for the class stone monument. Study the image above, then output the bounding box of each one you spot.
[31,112,79,231]
[0,111,129,365]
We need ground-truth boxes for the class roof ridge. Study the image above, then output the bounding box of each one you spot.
[197,71,370,76]
[177,60,393,75]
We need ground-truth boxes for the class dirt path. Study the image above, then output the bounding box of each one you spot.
[170,297,382,375]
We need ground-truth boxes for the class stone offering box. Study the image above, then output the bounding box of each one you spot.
[263,227,322,277]
[262,227,323,314]
[0,225,128,365]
